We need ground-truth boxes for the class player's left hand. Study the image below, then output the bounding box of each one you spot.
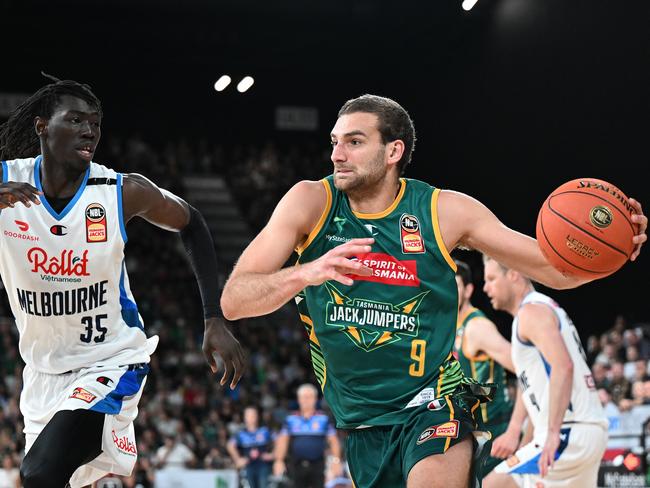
[202,317,247,389]
[630,198,647,261]
[538,430,560,477]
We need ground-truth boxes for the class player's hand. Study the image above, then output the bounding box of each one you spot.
[202,317,246,389]
[273,460,286,476]
[491,428,520,459]
[538,430,561,477]
[235,458,248,469]
[298,238,374,287]
[630,198,647,261]
[0,182,42,209]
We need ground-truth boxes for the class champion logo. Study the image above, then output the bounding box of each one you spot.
[50,225,68,236]
[112,430,137,456]
[27,248,89,276]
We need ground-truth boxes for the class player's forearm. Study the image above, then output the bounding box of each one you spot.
[506,389,528,434]
[221,267,307,320]
[547,364,573,434]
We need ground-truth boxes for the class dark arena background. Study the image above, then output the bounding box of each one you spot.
[1,0,649,487]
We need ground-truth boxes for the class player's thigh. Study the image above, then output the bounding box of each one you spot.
[482,472,520,488]
[22,409,105,481]
[406,435,473,488]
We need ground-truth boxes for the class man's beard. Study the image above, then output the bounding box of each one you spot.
[333,149,385,192]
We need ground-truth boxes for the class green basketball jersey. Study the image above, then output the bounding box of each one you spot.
[454,307,513,425]
[295,176,464,429]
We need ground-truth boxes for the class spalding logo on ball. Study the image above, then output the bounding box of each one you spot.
[536,178,639,279]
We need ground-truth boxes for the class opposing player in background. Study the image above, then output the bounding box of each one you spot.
[482,256,608,488]
[453,259,514,479]
[221,94,647,487]
[0,78,245,488]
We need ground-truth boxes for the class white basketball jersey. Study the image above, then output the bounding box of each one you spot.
[0,156,157,374]
[511,291,607,438]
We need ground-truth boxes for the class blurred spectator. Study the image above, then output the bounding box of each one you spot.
[0,455,19,488]
[598,388,620,431]
[273,384,342,488]
[607,361,631,404]
[226,406,274,488]
[154,435,196,469]
[592,362,609,390]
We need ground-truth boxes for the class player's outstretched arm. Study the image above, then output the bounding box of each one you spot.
[0,164,42,209]
[221,181,373,321]
[438,190,646,289]
[491,387,528,459]
[518,303,573,477]
[122,173,245,388]
[464,317,514,373]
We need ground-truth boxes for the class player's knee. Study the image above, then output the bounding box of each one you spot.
[21,458,69,488]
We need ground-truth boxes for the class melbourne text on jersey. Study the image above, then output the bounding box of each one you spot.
[16,280,108,316]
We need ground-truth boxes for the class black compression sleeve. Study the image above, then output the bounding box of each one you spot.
[180,205,222,319]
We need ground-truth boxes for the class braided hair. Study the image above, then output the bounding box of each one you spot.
[0,74,102,160]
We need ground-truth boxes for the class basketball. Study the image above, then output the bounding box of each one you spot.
[536,178,638,279]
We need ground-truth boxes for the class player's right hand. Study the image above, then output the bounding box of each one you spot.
[491,428,520,459]
[0,182,42,209]
[298,238,374,287]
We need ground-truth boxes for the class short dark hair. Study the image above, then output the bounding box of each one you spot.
[0,75,102,160]
[454,259,472,286]
[337,94,416,175]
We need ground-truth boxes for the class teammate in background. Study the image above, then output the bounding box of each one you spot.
[482,256,608,488]
[0,78,245,488]
[453,259,514,479]
[226,406,274,488]
[273,384,343,488]
[220,94,647,487]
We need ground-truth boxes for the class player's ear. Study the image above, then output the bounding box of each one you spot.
[466,282,475,299]
[34,116,48,137]
[387,140,405,165]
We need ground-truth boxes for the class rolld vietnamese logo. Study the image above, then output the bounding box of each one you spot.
[27,248,89,276]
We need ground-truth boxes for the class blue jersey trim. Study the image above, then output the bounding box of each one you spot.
[510,428,571,474]
[119,260,143,330]
[34,155,91,221]
[1,160,6,215]
[90,365,149,414]
[116,173,128,243]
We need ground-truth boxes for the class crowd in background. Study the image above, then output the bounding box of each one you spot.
[0,137,648,487]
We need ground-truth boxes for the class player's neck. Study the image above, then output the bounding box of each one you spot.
[40,157,88,198]
[347,177,401,215]
[458,301,474,319]
[510,284,535,316]
[301,408,316,418]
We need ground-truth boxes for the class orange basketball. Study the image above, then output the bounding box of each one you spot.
[536,178,638,279]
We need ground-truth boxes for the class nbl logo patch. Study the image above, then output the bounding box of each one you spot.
[85,203,107,243]
[399,214,425,254]
[416,420,459,445]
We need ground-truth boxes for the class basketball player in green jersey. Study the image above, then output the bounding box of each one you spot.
[221,95,647,488]
[453,260,514,479]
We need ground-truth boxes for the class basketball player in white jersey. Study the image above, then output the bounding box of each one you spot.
[481,255,608,488]
[0,77,246,488]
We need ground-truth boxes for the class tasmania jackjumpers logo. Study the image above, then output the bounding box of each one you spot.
[350,253,420,287]
[86,203,107,242]
[112,430,137,456]
[325,282,429,352]
[400,214,425,254]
